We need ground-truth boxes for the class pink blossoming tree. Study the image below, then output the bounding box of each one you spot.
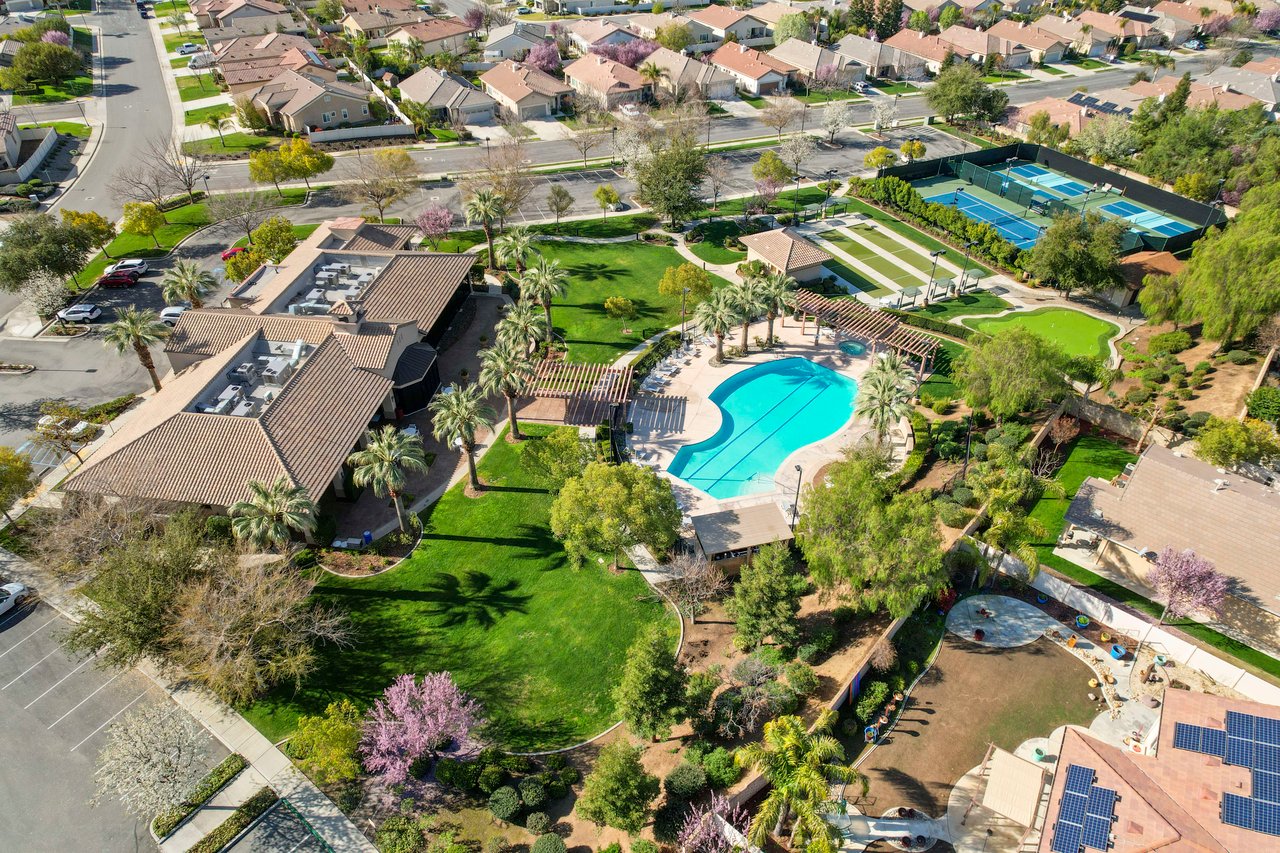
[527,40,561,76]
[42,30,71,47]
[414,205,453,249]
[678,793,749,853]
[1147,547,1230,625]
[360,672,484,784]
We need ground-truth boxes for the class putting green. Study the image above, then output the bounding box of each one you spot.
[963,307,1118,360]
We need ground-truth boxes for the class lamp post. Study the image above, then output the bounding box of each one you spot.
[611,126,618,166]
[201,173,211,197]
[1080,183,1098,221]
[958,240,974,294]
[821,168,837,217]
[1203,178,1226,229]
[791,464,803,526]
[925,249,944,302]
[680,286,690,342]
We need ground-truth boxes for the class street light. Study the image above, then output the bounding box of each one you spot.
[1203,178,1227,229]
[925,249,944,302]
[958,240,974,294]
[680,286,690,341]
[200,173,211,197]
[1079,184,1098,221]
[790,464,803,526]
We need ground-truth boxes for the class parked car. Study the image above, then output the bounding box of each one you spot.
[0,583,29,619]
[853,81,868,94]
[160,306,187,326]
[620,103,641,117]
[1185,39,1204,50]
[221,246,247,261]
[104,259,148,277]
[176,42,201,55]
[55,303,102,323]
[516,6,531,13]
[97,272,139,288]
[37,415,94,438]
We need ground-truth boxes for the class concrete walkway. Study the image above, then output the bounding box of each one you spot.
[160,765,269,853]
[830,809,947,851]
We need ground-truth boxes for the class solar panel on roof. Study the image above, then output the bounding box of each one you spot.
[1052,820,1083,853]
[1066,765,1094,793]
[1082,814,1111,850]
[1224,793,1254,830]
[1255,770,1280,805]
[1228,711,1256,740]
[1254,801,1280,836]
[1061,792,1088,825]
[1174,722,1202,752]
[1258,716,1280,746]
[1087,787,1117,818]
[1228,737,1255,768]
[1257,743,1280,774]
[1203,728,1227,757]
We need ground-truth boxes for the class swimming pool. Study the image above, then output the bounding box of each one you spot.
[840,340,867,357]
[667,357,859,500]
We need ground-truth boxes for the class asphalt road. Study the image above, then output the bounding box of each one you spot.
[0,598,225,853]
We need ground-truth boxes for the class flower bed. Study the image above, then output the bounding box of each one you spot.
[188,787,278,853]
[152,753,248,839]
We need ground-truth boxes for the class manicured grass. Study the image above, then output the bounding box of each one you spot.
[231,222,321,249]
[846,222,942,275]
[740,93,767,109]
[962,307,1118,360]
[184,103,232,126]
[820,229,921,291]
[919,337,966,401]
[182,132,281,157]
[176,74,222,102]
[823,259,888,297]
[709,187,829,218]
[687,220,746,265]
[981,70,1031,83]
[242,426,675,749]
[837,196,995,278]
[934,120,996,150]
[1038,64,1067,75]
[538,240,731,364]
[170,56,194,68]
[163,32,199,52]
[438,213,660,255]
[154,0,191,13]
[13,74,92,105]
[870,80,919,95]
[428,126,460,142]
[795,90,863,104]
[909,291,1011,322]
[1069,57,1110,70]
[19,121,90,138]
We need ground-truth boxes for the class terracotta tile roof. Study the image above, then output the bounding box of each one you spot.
[567,18,634,45]
[748,1,800,25]
[1002,96,1092,137]
[1076,10,1149,39]
[167,310,337,357]
[338,222,419,252]
[1127,75,1262,110]
[388,17,475,44]
[212,32,312,61]
[937,24,1030,58]
[643,45,734,90]
[1066,443,1280,615]
[688,4,762,31]
[986,18,1067,52]
[1151,0,1205,23]
[740,228,831,272]
[341,0,417,12]
[245,71,368,116]
[710,43,795,81]
[219,47,334,87]
[565,54,644,95]
[768,39,859,76]
[480,60,571,103]
[359,252,475,337]
[343,6,427,31]
[884,29,954,64]
[1030,15,1110,45]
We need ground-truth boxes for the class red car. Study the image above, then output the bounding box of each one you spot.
[97,272,139,288]
[221,246,247,261]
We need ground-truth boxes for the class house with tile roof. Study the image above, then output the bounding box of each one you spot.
[564,54,647,109]
[710,42,795,95]
[216,44,337,94]
[384,18,477,55]
[999,96,1093,139]
[398,66,497,124]
[986,18,1069,64]
[833,34,922,80]
[341,6,430,46]
[883,29,957,74]
[936,23,1032,68]
[1075,9,1162,49]
[479,60,572,120]
[530,0,708,15]
[624,12,719,54]
[687,5,772,48]
[1196,66,1280,111]
[1123,3,1196,46]
[740,228,832,282]
[642,45,735,101]
[193,0,287,28]
[767,39,865,88]
[242,71,372,133]
[1127,74,1263,111]
[483,22,550,61]
[567,18,637,54]
[1028,15,1112,57]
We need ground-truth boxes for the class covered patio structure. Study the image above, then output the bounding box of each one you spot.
[954,745,1049,849]
[689,502,794,572]
[518,359,634,426]
[790,290,940,379]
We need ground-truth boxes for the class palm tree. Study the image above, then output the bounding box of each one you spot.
[638,61,664,98]
[429,384,495,491]
[496,299,548,356]
[729,278,767,354]
[463,189,506,271]
[736,710,865,852]
[161,259,216,309]
[347,425,430,533]
[494,225,533,274]
[692,289,741,365]
[229,476,318,552]
[478,341,537,440]
[864,349,915,389]
[205,114,231,145]
[520,256,568,344]
[757,271,796,345]
[855,372,912,443]
[103,306,170,393]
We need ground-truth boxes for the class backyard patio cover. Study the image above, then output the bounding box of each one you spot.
[790,289,940,368]
[691,502,793,559]
[981,748,1047,827]
[529,359,633,405]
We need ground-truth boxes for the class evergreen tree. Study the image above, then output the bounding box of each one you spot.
[575,741,660,833]
[725,542,806,650]
[613,624,687,741]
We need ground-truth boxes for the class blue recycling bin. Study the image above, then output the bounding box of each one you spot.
[363,530,373,546]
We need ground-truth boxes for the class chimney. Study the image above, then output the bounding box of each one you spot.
[1019,20,1026,28]
[1212,478,1230,493]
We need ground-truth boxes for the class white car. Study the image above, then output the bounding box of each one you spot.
[620,103,642,118]
[176,42,200,55]
[0,583,29,619]
[56,303,102,323]
[160,305,186,326]
[104,259,148,277]
[37,415,94,438]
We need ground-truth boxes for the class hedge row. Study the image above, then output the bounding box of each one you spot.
[188,787,278,853]
[631,331,684,384]
[880,307,976,341]
[152,754,249,839]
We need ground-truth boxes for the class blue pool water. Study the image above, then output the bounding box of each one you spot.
[667,357,859,500]
[839,340,867,357]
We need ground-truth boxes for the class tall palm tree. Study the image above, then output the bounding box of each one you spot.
[864,349,915,389]
[729,277,767,353]
[463,188,506,271]
[736,710,864,852]
[855,372,912,443]
[229,476,318,552]
[496,299,548,356]
[347,425,430,533]
[478,340,537,440]
[494,225,533,274]
[638,61,664,97]
[429,384,495,491]
[757,270,796,345]
[205,114,231,145]
[520,256,568,344]
[692,289,741,365]
[103,306,170,393]
[161,259,216,309]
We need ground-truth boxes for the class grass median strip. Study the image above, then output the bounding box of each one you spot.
[188,787,278,853]
[153,754,248,839]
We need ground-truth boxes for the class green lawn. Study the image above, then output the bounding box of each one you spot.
[176,75,222,102]
[823,259,888,297]
[232,222,321,248]
[13,74,93,105]
[934,121,997,150]
[436,213,659,255]
[870,80,919,95]
[183,132,282,157]
[538,240,730,364]
[428,126,461,142]
[919,337,966,401]
[163,32,199,52]
[795,90,863,104]
[838,196,995,278]
[963,307,1118,360]
[1030,434,1280,684]
[184,104,232,126]
[710,187,830,219]
[909,291,1011,322]
[687,220,746,265]
[154,0,191,12]
[981,70,1031,83]
[740,93,767,109]
[846,223,946,276]
[1038,65,1067,75]
[819,229,921,291]
[1067,57,1110,70]
[170,56,194,68]
[19,121,90,138]
[242,426,674,749]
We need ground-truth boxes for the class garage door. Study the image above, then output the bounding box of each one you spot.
[465,107,494,123]
[758,81,778,95]
[520,104,546,119]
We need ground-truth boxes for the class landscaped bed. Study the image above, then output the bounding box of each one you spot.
[243,426,676,750]
[963,307,1118,360]
[686,220,747,265]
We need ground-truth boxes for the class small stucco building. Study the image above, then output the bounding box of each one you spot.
[740,228,832,283]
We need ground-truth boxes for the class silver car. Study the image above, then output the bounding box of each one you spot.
[0,582,29,619]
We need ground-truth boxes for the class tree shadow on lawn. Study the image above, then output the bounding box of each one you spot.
[564,261,624,281]
[320,570,532,630]
[864,766,949,815]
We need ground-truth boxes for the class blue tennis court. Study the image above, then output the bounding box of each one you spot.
[1009,163,1091,197]
[926,189,1042,249]
[1100,200,1194,237]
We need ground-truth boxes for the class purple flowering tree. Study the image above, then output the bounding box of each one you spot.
[527,40,561,76]
[464,7,486,32]
[592,39,658,68]
[414,205,453,249]
[359,673,485,784]
[42,30,71,47]
[678,793,749,853]
[1200,15,1231,37]
[1256,8,1280,32]
[1147,547,1230,625]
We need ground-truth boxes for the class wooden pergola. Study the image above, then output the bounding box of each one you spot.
[791,290,940,378]
[529,359,633,406]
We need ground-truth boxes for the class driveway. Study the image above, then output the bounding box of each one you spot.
[0,597,225,852]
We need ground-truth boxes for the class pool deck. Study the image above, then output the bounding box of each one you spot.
[628,316,891,517]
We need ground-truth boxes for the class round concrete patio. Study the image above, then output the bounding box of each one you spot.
[946,594,1056,648]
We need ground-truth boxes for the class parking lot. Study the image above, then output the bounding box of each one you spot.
[227,799,330,853]
[0,598,225,851]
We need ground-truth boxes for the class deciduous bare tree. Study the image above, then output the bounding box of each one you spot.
[461,138,533,226]
[31,492,163,582]
[660,550,728,624]
[109,161,176,223]
[338,148,418,222]
[205,190,273,244]
[759,97,803,140]
[146,135,205,204]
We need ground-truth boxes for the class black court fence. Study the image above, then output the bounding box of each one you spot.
[881,143,1226,255]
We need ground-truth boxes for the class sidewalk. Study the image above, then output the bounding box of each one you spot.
[160,765,270,853]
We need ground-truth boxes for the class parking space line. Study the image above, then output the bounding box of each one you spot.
[2,645,66,689]
[0,602,38,632]
[70,688,150,752]
[48,671,123,730]
[0,614,58,657]
[24,652,97,709]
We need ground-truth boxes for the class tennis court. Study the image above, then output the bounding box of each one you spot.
[1008,163,1092,198]
[1099,200,1195,237]
[925,189,1042,249]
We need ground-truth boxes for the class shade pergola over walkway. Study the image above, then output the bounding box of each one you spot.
[529,359,633,405]
[962,744,1048,847]
[791,290,940,377]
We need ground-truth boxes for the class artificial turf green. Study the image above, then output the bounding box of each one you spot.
[963,307,1118,360]
[822,259,889,297]
[243,426,675,748]
[820,230,920,290]
[911,291,1012,322]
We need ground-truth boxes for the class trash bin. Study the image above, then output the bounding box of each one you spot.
[363,529,373,545]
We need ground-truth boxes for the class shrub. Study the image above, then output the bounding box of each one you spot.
[531,834,567,853]
[519,777,547,810]
[203,514,233,543]
[501,753,532,774]
[1227,350,1255,365]
[1125,387,1152,405]
[951,485,976,507]
[526,812,551,835]
[855,680,890,723]
[489,786,522,822]
[810,626,837,651]
[784,661,820,696]
[931,397,951,414]
[600,844,623,853]
[1182,410,1212,436]
[881,306,975,340]
[1247,387,1280,422]
[1148,329,1192,356]
[435,757,477,790]
[558,765,580,786]
[153,754,248,838]
[702,747,740,788]
[189,788,279,853]
[544,754,568,772]
[937,499,972,528]
[652,801,686,843]
[664,762,707,801]
[633,842,660,853]
[478,764,507,794]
